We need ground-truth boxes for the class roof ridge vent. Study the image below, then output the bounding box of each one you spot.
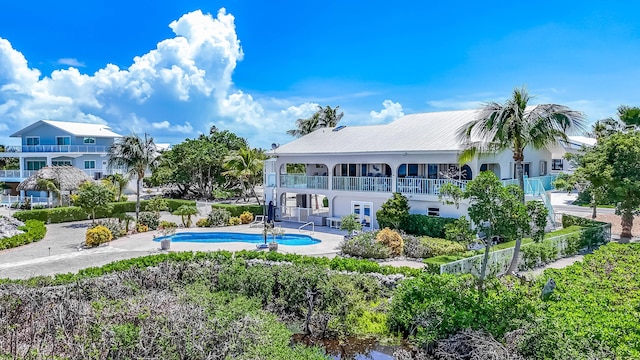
[332,125,346,132]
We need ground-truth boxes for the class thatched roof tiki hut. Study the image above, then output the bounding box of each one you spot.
[17,166,93,207]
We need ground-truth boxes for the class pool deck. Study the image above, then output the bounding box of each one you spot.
[0,208,348,280]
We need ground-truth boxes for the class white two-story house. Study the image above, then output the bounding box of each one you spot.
[264,110,583,229]
[0,120,124,194]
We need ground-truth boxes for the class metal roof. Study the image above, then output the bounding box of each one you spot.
[11,120,123,138]
[275,109,481,155]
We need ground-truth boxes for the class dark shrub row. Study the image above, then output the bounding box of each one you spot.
[401,214,457,238]
[211,203,264,217]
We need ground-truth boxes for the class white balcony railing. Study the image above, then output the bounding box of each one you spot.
[280,175,328,190]
[396,178,469,195]
[1,145,108,153]
[0,170,37,179]
[0,168,125,180]
[333,176,392,192]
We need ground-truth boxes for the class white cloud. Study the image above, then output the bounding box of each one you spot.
[152,120,193,133]
[57,58,86,67]
[369,100,404,123]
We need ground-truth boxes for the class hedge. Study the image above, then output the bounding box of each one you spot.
[0,220,47,250]
[211,204,264,217]
[13,200,196,224]
[401,214,456,238]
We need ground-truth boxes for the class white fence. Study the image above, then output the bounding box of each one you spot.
[0,195,52,209]
[439,223,612,276]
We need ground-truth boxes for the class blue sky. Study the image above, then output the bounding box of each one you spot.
[0,1,639,148]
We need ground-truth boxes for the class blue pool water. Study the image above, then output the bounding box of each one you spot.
[153,232,321,246]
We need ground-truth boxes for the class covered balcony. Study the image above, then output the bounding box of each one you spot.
[0,145,109,153]
[333,163,392,192]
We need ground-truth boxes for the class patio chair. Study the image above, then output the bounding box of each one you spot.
[249,215,265,227]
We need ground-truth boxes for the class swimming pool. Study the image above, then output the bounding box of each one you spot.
[153,232,321,246]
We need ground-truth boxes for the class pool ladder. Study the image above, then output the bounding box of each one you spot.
[299,221,315,235]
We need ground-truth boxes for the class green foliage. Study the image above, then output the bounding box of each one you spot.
[404,236,466,259]
[208,208,231,227]
[172,205,199,227]
[91,219,125,238]
[223,146,265,203]
[388,274,539,348]
[376,192,410,229]
[340,231,393,259]
[211,203,264,217]
[14,206,88,223]
[401,214,457,238]
[422,255,469,274]
[339,214,362,234]
[0,219,47,250]
[518,243,640,359]
[228,216,242,225]
[85,225,113,247]
[136,211,159,230]
[444,217,475,243]
[144,196,169,215]
[322,197,329,207]
[74,181,113,223]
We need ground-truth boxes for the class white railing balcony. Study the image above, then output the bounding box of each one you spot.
[1,145,108,153]
[280,174,328,190]
[333,176,392,192]
[396,178,469,195]
[0,170,37,179]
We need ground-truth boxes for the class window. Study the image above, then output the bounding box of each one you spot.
[84,160,96,169]
[83,137,96,144]
[552,159,563,171]
[428,164,438,179]
[26,137,39,146]
[513,163,531,178]
[427,207,440,216]
[56,137,70,145]
[26,160,46,170]
[52,160,72,166]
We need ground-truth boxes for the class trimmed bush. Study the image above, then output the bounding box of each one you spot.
[137,212,160,230]
[239,211,254,224]
[91,219,125,239]
[401,214,457,238]
[195,218,210,227]
[0,220,47,250]
[211,203,263,217]
[85,225,113,247]
[228,217,242,226]
[404,236,466,258]
[208,208,231,227]
[375,228,404,256]
[340,231,392,259]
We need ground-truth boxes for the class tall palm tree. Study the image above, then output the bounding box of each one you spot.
[458,86,586,274]
[223,147,265,204]
[108,134,159,221]
[286,105,344,137]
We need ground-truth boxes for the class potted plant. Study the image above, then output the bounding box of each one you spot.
[158,223,177,251]
[269,226,285,251]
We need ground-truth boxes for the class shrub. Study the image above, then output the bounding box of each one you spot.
[211,204,263,217]
[340,231,392,259]
[159,220,178,229]
[376,192,410,229]
[208,208,231,227]
[340,214,362,234]
[444,217,476,243]
[520,240,558,270]
[144,196,169,214]
[376,228,404,256]
[239,211,254,224]
[0,219,47,250]
[404,236,466,258]
[136,224,149,233]
[91,219,125,238]
[195,218,210,227]
[401,214,457,238]
[228,217,242,226]
[137,211,160,230]
[173,205,199,227]
[14,206,89,223]
[85,225,113,247]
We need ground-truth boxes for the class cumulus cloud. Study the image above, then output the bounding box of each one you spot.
[369,100,404,123]
[0,8,313,148]
[57,58,86,67]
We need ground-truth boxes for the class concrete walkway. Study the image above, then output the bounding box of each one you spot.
[0,208,347,280]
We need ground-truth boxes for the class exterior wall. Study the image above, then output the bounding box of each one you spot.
[20,123,116,147]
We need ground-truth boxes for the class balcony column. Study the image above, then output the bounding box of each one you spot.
[327,167,333,190]
[46,155,52,167]
[19,155,24,178]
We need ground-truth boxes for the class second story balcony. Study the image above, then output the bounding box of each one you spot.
[280,174,328,190]
[1,145,109,154]
[333,176,392,192]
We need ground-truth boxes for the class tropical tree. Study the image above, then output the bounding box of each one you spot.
[223,146,265,204]
[458,86,584,271]
[458,86,586,200]
[106,173,129,202]
[35,178,61,207]
[286,105,344,137]
[173,205,199,228]
[108,134,159,222]
[75,181,113,224]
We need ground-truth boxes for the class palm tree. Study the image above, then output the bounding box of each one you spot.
[223,147,265,204]
[36,178,61,207]
[108,134,159,221]
[458,86,586,274]
[107,173,129,202]
[286,105,344,137]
